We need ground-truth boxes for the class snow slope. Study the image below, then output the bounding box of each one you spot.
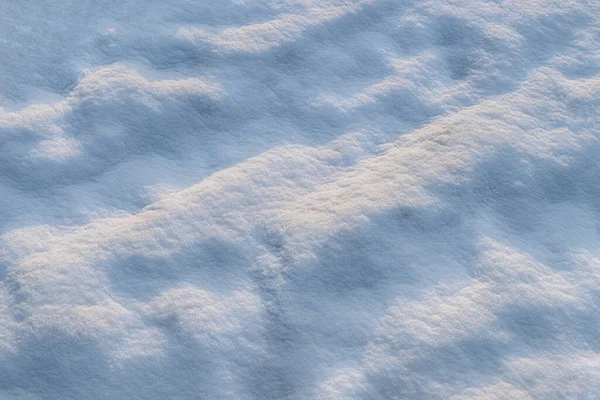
[1,0,600,398]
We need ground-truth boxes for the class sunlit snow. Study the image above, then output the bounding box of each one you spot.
[1,0,600,398]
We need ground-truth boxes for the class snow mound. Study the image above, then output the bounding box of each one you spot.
[1,0,600,398]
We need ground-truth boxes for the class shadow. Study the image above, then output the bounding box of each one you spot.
[243,202,479,398]
[0,317,246,399]
[361,335,509,400]
[438,132,600,270]
[104,236,252,301]
[0,329,111,399]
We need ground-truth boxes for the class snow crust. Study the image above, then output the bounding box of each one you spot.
[1,0,600,398]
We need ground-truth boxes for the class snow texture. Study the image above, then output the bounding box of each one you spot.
[1,0,600,398]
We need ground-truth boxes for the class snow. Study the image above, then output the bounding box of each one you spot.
[1,0,600,398]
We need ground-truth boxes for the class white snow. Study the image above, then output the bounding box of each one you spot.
[1,0,600,398]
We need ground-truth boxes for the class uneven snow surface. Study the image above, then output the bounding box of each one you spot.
[1,0,600,398]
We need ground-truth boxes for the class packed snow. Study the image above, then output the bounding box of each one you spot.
[1,0,600,398]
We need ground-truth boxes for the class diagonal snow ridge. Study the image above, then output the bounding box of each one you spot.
[178,0,376,53]
[1,0,600,398]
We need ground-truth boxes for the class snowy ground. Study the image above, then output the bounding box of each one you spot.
[1,0,600,398]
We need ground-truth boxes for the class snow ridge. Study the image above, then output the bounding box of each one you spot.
[1,0,600,398]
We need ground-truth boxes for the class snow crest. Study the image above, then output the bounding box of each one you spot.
[1,0,600,398]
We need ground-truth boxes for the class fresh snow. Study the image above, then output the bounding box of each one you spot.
[1,0,600,399]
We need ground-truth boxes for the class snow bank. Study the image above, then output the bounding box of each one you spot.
[1,0,600,398]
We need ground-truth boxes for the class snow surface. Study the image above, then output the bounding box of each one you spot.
[1,0,600,398]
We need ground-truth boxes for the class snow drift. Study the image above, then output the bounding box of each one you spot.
[1,0,600,398]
